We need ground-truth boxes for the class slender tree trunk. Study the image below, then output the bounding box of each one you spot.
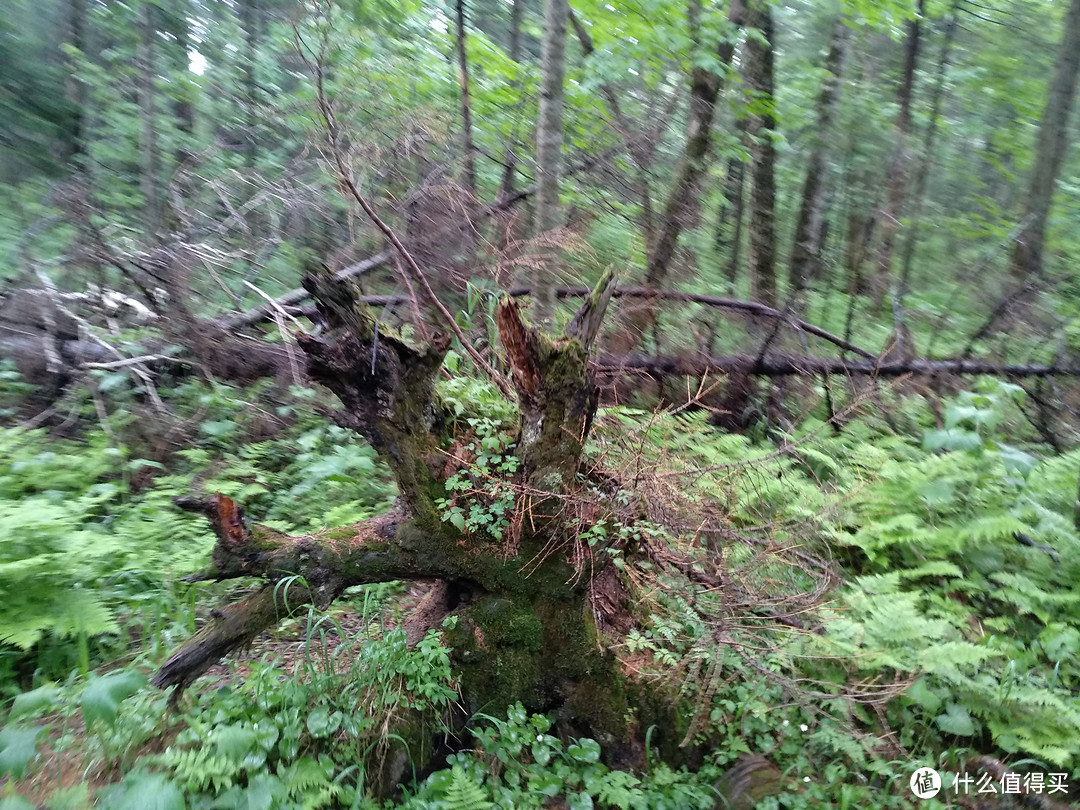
[63,0,86,163]
[898,5,959,299]
[498,0,524,201]
[866,0,924,303]
[568,7,657,254]
[533,0,569,324]
[725,160,746,288]
[137,1,160,237]
[455,0,478,201]
[744,0,777,307]
[605,0,743,352]
[788,17,851,294]
[1009,0,1080,278]
[645,0,744,287]
[240,0,259,167]
[717,154,746,287]
[164,1,195,145]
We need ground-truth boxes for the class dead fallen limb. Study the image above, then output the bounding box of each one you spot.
[286,285,876,359]
[215,249,393,332]
[595,352,1080,378]
[152,495,463,699]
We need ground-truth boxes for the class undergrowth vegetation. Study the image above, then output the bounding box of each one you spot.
[2,376,1079,808]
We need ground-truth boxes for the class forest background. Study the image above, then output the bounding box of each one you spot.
[1,0,1080,807]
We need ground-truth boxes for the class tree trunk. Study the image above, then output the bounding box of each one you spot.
[788,17,851,294]
[898,4,958,299]
[743,0,778,307]
[608,0,744,352]
[137,1,160,237]
[568,7,658,254]
[498,0,525,200]
[645,0,743,289]
[533,0,570,325]
[153,273,662,763]
[865,0,925,304]
[240,0,260,168]
[63,0,86,163]
[1009,0,1080,278]
[455,0,478,201]
[162,0,195,147]
[717,154,746,288]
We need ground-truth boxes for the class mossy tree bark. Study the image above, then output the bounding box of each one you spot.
[153,270,661,761]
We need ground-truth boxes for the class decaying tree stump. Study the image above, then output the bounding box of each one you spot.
[153,270,678,771]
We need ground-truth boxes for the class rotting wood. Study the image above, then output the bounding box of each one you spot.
[154,274,645,763]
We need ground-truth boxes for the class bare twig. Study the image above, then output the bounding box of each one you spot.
[296,15,512,397]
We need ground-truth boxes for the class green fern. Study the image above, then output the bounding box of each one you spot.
[441,765,493,810]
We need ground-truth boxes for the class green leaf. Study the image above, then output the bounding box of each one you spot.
[903,678,942,714]
[43,783,90,810]
[253,719,280,752]
[10,683,61,720]
[213,724,257,759]
[996,444,1038,478]
[919,478,956,507]
[80,670,147,727]
[922,429,983,453]
[531,770,563,797]
[99,772,185,810]
[567,738,601,763]
[0,797,36,810]
[936,703,976,736]
[243,773,286,810]
[306,706,341,738]
[0,726,41,779]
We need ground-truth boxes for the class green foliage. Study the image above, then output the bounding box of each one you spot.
[80,670,147,728]
[95,771,185,810]
[438,351,518,429]
[814,382,1080,767]
[141,610,455,806]
[0,725,41,779]
[0,379,396,684]
[0,429,127,655]
[437,417,519,540]
[402,703,715,810]
[1,591,457,806]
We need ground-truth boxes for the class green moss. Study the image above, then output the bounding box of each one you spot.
[248,524,289,551]
[443,587,633,753]
[626,679,706,768]
[323,526,358,541]
[445,596,544,713]
[470,598,544,649]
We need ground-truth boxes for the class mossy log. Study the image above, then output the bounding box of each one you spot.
[153,270,693,768]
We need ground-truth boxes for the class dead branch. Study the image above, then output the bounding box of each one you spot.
[299,24,511,397]
[595,352,1080,378]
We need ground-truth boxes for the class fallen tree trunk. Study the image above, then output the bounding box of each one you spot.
[288,285,875,358]
[594,353,1080,379]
